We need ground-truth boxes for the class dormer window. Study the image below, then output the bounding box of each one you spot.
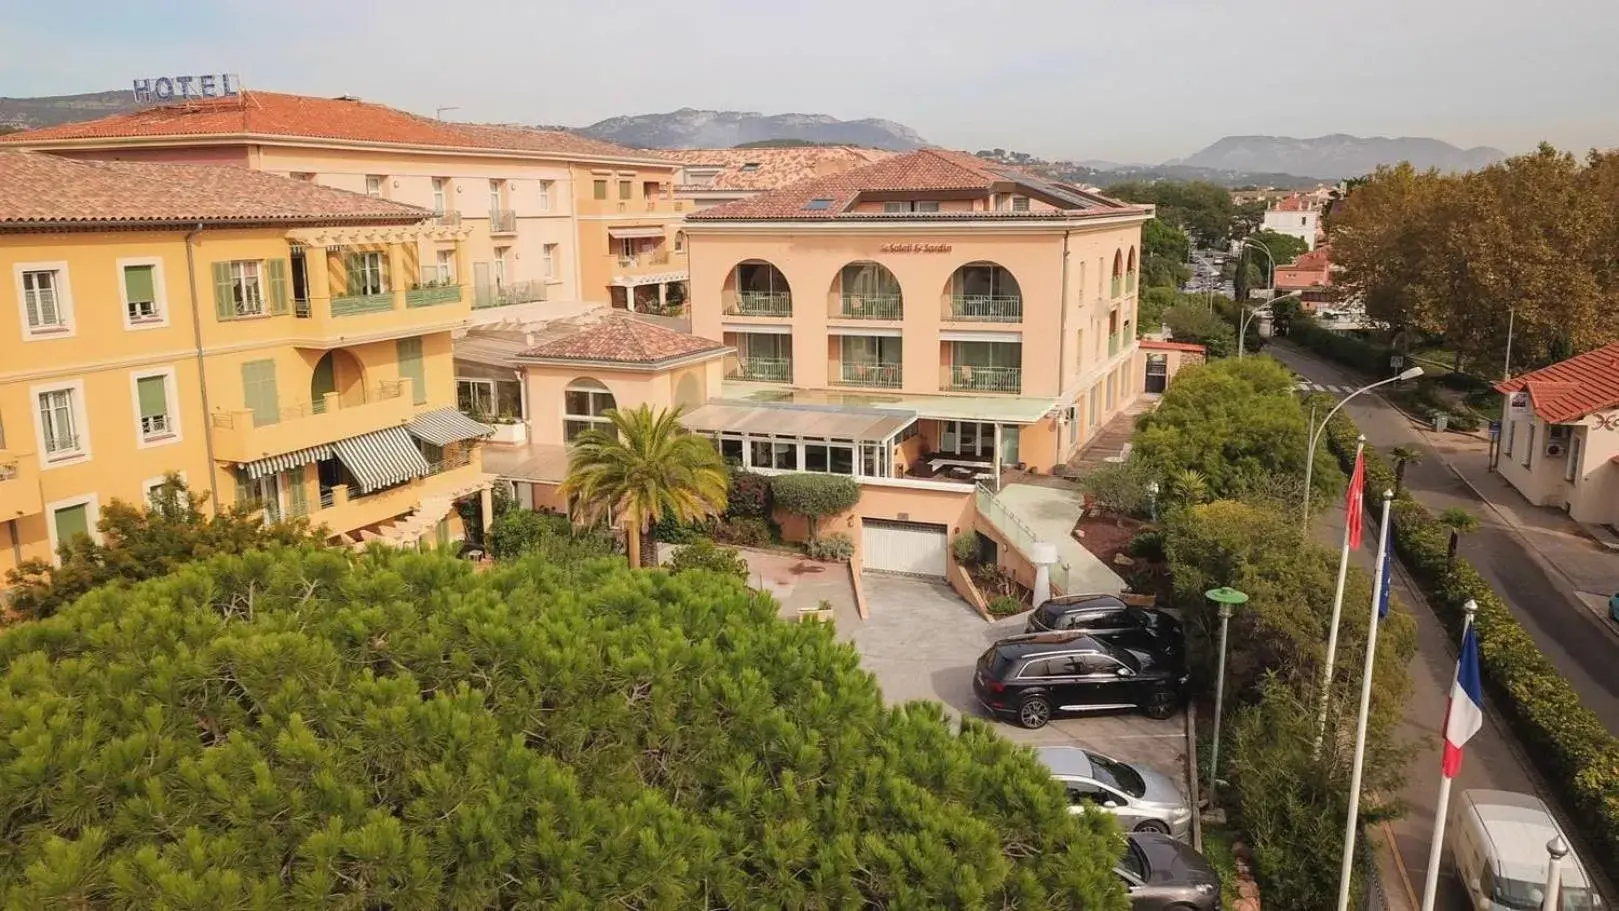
[740,162,761,172]
[803,197,835,211]
[1011,196,1030,212]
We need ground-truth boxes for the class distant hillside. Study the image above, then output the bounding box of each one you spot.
[974,150,1320,190]
[1171,134,1505,179]
[575,108,927,150]
[0,90,148,130]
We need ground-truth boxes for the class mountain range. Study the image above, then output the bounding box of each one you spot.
[1169,134,1505,179]
[573,108,928,150]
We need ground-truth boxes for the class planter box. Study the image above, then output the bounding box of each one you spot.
[797,607,835,624]
[488,422,527,445]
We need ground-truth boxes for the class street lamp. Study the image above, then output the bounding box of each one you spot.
[1503,306,1516,381]
[1235,239,1275,358]
[1205,586,1249,807]
[1301,366,1425,536]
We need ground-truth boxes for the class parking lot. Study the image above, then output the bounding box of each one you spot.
[845,573,1190,788]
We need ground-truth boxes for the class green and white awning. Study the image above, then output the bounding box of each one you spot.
[242,443,335,480]
[407,407,492,446]
[332,427,431,493]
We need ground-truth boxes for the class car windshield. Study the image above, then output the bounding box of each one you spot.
[1086,751,1146,798]
[1118,839,1149,881]
[1493,877,1596,911]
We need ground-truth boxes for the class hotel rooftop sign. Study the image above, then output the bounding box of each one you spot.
[132,74,242,102]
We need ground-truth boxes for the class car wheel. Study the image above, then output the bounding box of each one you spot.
[1017,696,1052,729]
[1134,819,1171,835]
[1143,690,1176,720]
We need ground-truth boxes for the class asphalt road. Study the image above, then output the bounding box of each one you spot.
[1269,341,1614,906]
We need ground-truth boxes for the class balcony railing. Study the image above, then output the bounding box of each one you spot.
[836,362,902,388]
[331,291,394,317]
[211,380,407,429]
[616,249,672,269]
[729,291,792,317]
[1126,272,1137,294]
[731,357,792,383]
[489,209,517,233]
[838,293,903,319]
[405,284,462,308]
[1108,333,1120,357]
[947,364,1022,394]
[1111,276,1123,298]
[947,294,1023,322]
[474,280,547,309]
[433,209,461,227]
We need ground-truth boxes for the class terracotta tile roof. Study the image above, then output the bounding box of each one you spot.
[1139,339,1207,354]
[0,149,429,227]
[0,91,660,163]
[687,149,1142,221]
[517,315,728,365]
[1271,194,1315,212]
[1496,341,1619,423]
[665,146,898,191]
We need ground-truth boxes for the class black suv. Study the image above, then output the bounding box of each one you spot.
[1027,594,1181,640]
[973,631,1187,728]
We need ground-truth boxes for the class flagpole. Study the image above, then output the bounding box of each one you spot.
[1335,488,1394,911]
[1316,435,1366,755]
[1417,599,1479,911]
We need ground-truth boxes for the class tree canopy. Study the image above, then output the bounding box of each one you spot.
[1104,179,1237,247]
[1330,145,1619,372]
[0,548,1127,908]
[1140,218,1192,290]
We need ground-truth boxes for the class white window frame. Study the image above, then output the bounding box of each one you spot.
[435,249,456,284]
[229,260,266,316]
[129,366,181,449]
[33,378,90,467]
[563,381,617,442]
[143,471,188,508]
[458,379,496,415]
[489,179,504,212]
[1522,422,1536,468]
[673,231,685,254]
[14,261,75,340]
[365,175,385,197]
[538,180,553,211]
[543,244,557,280]
[431,177,449,213]
[117,256,169,330]
[356,252,388,295]
[1565,433,1582,483]
[45,492,101,561]
[493,249,508,286]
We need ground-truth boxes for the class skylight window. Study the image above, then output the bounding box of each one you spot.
[740,162,761,172]
[803,197,835,211]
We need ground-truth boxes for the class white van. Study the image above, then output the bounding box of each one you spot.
[1448,789,1601,910]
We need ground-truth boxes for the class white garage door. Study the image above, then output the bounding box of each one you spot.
[862,519,948,578]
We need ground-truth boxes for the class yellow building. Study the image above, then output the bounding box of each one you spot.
[0,150,493,577]
[0,91,686,318]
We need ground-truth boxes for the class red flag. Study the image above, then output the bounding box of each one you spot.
[1346,447,1366,549]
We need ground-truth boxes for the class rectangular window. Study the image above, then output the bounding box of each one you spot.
[593,179,607,200]
[458,379,495,415]
[749,439,797,470]
[230,261,265,315]
[397,337,427,406]
[915,201,940,212]
[1011,196,1030,212]
[22,268,66,331]
[435,250,456,283]
[538,180,553,210]
[493,249,508,285]
[365,175,384,197]
[136,374,172,440]
[240,360,280,428]
[543,244,557,279]
[489,179,503,211]
[564,384,616,442]
[1523,423,1536,468]
[123,264,160,323]
[883,201,907,213]
[53,503,90,547]
[1566,434,1582,482]
[351,252,387,295]
[38,388,80,456]
[618,179,632,200]
[431,177,448,212]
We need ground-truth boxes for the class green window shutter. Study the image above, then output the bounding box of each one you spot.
[54,504,89,546]
[266,259,289,314]
[123,265,156,304]
[241,360,280,427]
[136,376,168,419]
[212,262,234,319]
[397,337,427,405]
[593,180,607,200]
[346,254,363,295]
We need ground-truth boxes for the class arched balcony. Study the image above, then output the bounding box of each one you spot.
[831,261,903,319]
[1111,249,1125,299]
[943,261,1023,323]
[722,260,792,317]
[1126,247,1138,294]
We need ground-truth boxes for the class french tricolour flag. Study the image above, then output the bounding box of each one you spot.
[1441,625,1484,777]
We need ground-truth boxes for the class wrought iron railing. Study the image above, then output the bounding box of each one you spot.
[473,280,547,309]
[433,209,461,227]
[839,293,903,319]
[948,294,1023,322]
[731,357,791,382]
[948,365,1022,393]
[975,482,1072,592]
[488,209,517,233]
[836,362,902,388]
[331,291,394,317]
[405,284,462,308]
[211,381,405,429]
[729,291,792,317]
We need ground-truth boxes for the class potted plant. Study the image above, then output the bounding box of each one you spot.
[798,598,836,624]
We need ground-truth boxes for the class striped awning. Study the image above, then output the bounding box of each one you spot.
[408,407,493,446]
[242,443,335,480]
[332,427,431,493]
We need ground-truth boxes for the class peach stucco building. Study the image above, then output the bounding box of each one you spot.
[0,150,494,580]
[0,92,688,320]
[1495,342,1619,525]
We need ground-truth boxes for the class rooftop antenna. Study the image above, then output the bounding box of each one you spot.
[435,105,460,120]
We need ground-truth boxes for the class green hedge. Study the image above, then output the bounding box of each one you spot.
[1320,410,1619,883]
[1290,319,1394,375]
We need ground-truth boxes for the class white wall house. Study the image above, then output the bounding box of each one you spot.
[1262,195,1321,250]
[1495,341,1619,525]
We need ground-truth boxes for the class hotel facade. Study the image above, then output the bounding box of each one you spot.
[0,150,493,578]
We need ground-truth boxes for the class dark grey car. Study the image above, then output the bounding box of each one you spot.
[1115,831,1221,910]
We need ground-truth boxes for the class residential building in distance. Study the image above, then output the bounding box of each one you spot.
[1273,244,1337,310]
[0,150,494,578]
[0,92,686,320]
[1495,342,1619,525]
[1262,193,1322,250]
[664,147,897,211]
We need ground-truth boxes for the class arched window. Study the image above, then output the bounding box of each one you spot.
[674,230,686,253]
[945,261,1023,321]
[725,260,792,316]
[1125,247,1139,293]
[1111,249,1125,297]
[564,378,616,442]
[835,260,903,318]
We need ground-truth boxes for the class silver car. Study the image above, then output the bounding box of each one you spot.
[1037,746,1193,839]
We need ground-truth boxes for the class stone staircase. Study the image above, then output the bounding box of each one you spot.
[342,475,493,550]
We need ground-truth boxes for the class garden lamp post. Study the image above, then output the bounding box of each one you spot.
[1541,834,1569,911]
[1146,480,1160,522]
[1205,586,1248,806]
[1301,366,1426,537]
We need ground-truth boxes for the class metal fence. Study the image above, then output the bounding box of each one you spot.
[974,482,1072,593]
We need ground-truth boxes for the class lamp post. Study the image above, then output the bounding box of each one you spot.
[1301,366,1426,537]
[1146,480,1160,522]
[1205,586,1249,806]
[1235,239,1274,358]
[1503,306,1516,381]
[1542,834,1569,911]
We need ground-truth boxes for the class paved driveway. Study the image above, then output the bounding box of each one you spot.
[848,572,1189,786]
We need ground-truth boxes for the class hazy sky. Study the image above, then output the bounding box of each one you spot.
[5,0,1616,162]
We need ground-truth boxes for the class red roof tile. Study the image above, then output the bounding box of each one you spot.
[1496,341,1619,422]
[1139,339,1207,354]
[1271,194,1315,212]
[687,149,1142,221]
[518,316,727,365]
[666,147,898,191]
[0,149,429,226]
[0,92,659,162]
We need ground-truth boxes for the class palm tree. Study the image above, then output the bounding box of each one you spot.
[1437,507,1480,572]
[1390,445,1425,495]
[1168,468,1210,508]
[559,404,728,569]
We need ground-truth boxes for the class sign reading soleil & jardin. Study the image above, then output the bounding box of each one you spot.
[132,74,242,102]
[878,243,953,253]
